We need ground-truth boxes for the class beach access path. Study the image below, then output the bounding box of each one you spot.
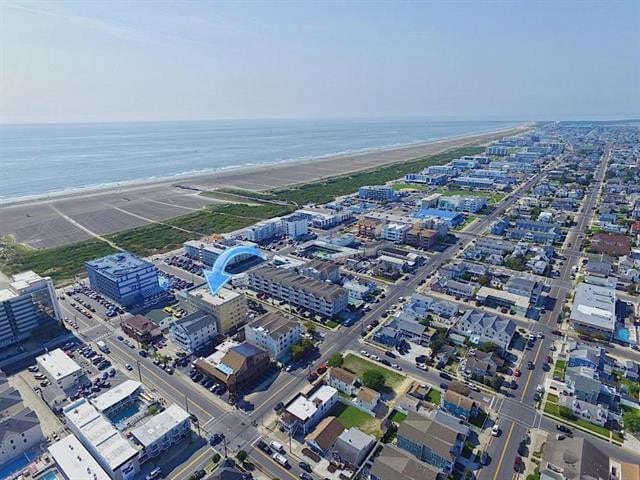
[0,125,529,248]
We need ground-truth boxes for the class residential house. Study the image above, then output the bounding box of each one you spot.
[328,368,359,396]
[460,351,504,379]
[370,445,443,480]
[440,390,478,421]
[305,416,344,455]
[455,309,516,350]
[280,385,339,434]
[591,233,631,256]
[332,427,376,467]
[121,315,162,344]
[354,387,380,414]
[395,410,469,474]
[539,437,609,480]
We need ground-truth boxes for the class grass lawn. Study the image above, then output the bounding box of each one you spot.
[389,410,407,424]
[544,398,611,438]
[547,393,559,404]
[553,360,567,381]
[326,320,340,329]
[543,400,559,416]
[330,402,381,438]
[433,187,506,204]
[342,354,406,391]
[572,418,610,438]
[392,182,431,191]
[425,388,442,405]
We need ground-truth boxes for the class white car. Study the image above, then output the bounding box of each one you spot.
[466,382,480,392]
[371,355,379,361]
[491,424,500,436]
[126,364,133,371]
[416,363,428,370]
[360,350,369,357]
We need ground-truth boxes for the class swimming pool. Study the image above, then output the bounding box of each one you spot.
[107,402,141,429]
[38,470,61,480]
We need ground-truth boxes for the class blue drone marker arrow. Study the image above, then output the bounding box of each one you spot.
[203,245,267,295]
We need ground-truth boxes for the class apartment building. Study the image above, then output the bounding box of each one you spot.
[437,195,486,213]
[0,270,61,348]
[180,284,247,334]
[382,223,411,243]
[86,252,163,307]
[455,309,516,350]
[130,404,191,464]
[396,411,468,474]
[247,266,348,317]
[284,214,310,240]
[244,311,302,362]
[358,185,397,202]
[169,311,218,354]
[36,348,84,391]
[244,218,283,243]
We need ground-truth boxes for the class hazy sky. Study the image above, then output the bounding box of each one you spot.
[1,0,639,124]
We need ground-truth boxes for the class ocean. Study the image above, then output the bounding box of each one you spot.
[0,119,521,202]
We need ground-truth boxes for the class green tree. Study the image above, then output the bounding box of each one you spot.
[362,370,386,391]
[478,275,491,287]
[327,353,344,368]
[291,338,315,360]
[627,283,637,296]
[304,321,316,333]
[236,450,248,463]
[623,409,640,433]
[478,342,500,353]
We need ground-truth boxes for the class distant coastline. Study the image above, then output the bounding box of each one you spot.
[0,119,526,205]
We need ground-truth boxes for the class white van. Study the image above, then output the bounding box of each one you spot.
[270,440,285,453]
[272,453,289,467]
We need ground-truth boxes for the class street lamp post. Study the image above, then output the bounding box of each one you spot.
[136,360,142,383]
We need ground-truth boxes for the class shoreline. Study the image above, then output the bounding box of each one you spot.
[0,124,531,250]
[0,123,530,208]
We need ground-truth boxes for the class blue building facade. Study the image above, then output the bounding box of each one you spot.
[415,208,464,227]
[86,252,163,306]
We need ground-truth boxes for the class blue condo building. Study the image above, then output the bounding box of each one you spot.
[86,252,163,307]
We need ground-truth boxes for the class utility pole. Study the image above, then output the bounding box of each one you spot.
[222,433,228,458]
[184,394,189,413]
[136,360,142,383]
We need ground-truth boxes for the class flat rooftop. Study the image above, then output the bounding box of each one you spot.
[571,282,616,331]
[86,252,154,278]
[130,404,189,447]
[49,433,111,480]
[477,286,530,309]
[92,380,142,413]
[64,399,138,471]
[36,348,82,381]
[187,284,241,306]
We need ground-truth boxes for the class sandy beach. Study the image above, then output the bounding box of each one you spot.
[0,124,529,249]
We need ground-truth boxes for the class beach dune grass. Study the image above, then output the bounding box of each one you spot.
[271,146,483,205]
[0,236,116,282]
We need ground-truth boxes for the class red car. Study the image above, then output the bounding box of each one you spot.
[514,456,524,472]
[552,330,562,336]
[316,364,327,374]
[514,369,522,377]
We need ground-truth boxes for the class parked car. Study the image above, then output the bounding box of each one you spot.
[491,424,500,436]
[556,424,573,435]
